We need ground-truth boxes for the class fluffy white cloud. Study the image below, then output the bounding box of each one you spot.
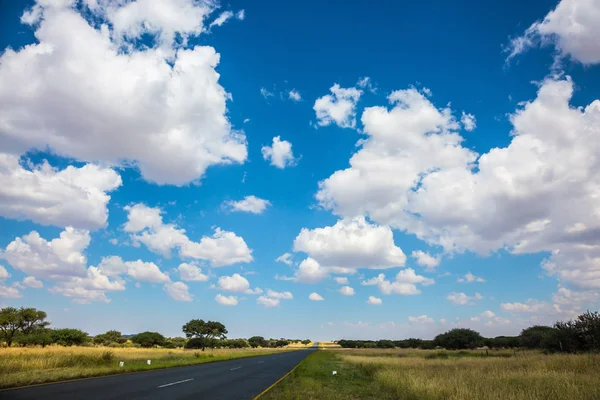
[217,273,250,293]
[501,299,552,314]
[0,265,9,280]
[177,263,208,282]
[317,78,600,291]
[0,154,121,230]
[164,281,192,302]
[224,195,271,214]
[123,204,163,233]
[1,0,247,186]
[447,292,483,305]
[460,112,476,131]
[293,258,329,283]
[1,227,89,280]
[309,292,324,301]
[125,204,252,266]
[481,310,496,318]
[288,89,302,102]
[215,293,238,306]
[0,285,22,299]
[266,289,293,299]
[275,253,293,265]
[236,10,245,20]
[293,217,406,271]
[23,276,43,289]
[506,0,600,65]
[209,11,233,28]
[411,250,440,270]
[366,295,382,305]
[361,268,434,295]
[339,286,355,296]
[457,272,485,283]
[314,84,362,128]
[334,277,349,285]
[257,295,279,308]
[408,315,434,324]
[261,136,297,169]
[124,260,170,283]
[98,256,170,283]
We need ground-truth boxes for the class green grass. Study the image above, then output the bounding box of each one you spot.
[0,346,296,389]
[262,349,600,400]
[262,350,395,399]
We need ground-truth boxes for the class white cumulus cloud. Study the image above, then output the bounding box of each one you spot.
[261,136,297,169]
[339,286,355,296]
[367,295,382,305]
[1,0,247,186]
[177,263,209,282]
[215,293,238,306]
[309,292,324,301]
[164,281,192,302]
[506,0,600,65]
[314,84,362,128]
[224,196,271,214]
[0,154,121,230]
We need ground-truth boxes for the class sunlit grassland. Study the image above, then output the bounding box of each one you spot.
[0,346,297,389]
[263,349,600,400]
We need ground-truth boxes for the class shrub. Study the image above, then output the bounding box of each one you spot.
[51,329,89,346]
[131,332,165,348]
[434,328,484,350]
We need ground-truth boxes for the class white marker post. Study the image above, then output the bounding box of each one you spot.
[119,361,125,367]
[332,371,337,375]
[147,360,151,365]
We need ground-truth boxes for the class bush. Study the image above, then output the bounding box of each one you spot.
[131,332,165,348]
[434,328,484,350]
[520,326,557,349]
[52,329,89,346]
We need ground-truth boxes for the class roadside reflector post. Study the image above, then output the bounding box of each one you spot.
[119,361,124,367]
[332,371,337,375]
[147,360,151,365]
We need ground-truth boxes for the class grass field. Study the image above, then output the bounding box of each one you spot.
[262,348,600,400]
[0,346,296,389]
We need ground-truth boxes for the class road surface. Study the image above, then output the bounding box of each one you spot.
[1,349,315,400]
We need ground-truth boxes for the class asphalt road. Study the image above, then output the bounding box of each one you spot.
[1,349,315,400]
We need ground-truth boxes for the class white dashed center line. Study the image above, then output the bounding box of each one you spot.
[257,361,264,364]
[157,378,194,388]
[230,366,242,371]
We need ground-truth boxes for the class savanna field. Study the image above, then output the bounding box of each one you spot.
[263,344,600,400]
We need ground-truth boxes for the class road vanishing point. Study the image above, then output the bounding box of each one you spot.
[1,347,316,400]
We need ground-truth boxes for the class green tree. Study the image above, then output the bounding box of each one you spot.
[182,320,227,350]
[17,328,54,347]
[94,330,125,345]
[301,339,311,345]
[248,336,267,348]
[434,328,484,349]
[520,326,557,349]
[0,307,21,347]
[52,328,89,346]
[0,307,49,347]
[131,332,166,348]
[19,308,49,334]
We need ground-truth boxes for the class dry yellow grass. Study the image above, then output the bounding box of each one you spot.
[263,349,600,400]
[342,349,600,400]
[0,346,296,389]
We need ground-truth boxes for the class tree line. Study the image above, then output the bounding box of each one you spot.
[337,310,600,352]
[0,307,310,349]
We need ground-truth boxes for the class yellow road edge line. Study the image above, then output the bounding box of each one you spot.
[0,349,303,393]
[253,350,315,400]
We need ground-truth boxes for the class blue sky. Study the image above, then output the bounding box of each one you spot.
[1,0,599,340]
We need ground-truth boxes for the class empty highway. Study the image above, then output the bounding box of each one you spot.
[1,348,315,400]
